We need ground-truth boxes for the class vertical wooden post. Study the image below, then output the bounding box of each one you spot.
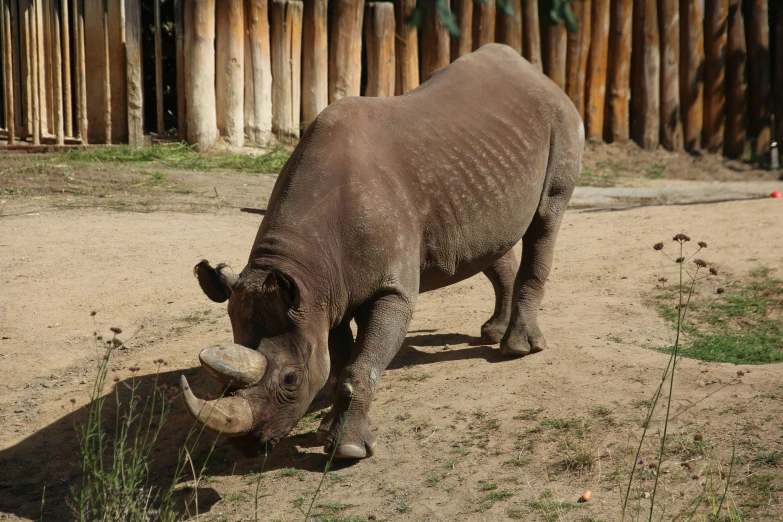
[102,0,111,143]
[184,0,217,150]
[585,0,609,140]
[774,3,783,153]
[659,0,682,151]
[1,0,14,143]
[421,1,449,80]
[745,0,771,156]
[270,0,302,144]
[631,0,660,149]
[216,0,245,147]
[61,0,72,136]
[497,0,522,54]
[451,0,472,61]
[703,0,727,153]
[329,0,364,103]
[566,0,591,118]
[29,0,39,143]
[35,0,48,136]
[84,0,107,143]
[174,0,186,140]
[522,0,542,70]
[75,0,86,141]
[394,0,418,94]
[244,0,272,146]
[545,21,567,90]
[679,0,704,151]
[364,2,395,97]
[10,0,22,137]
[472,0,495,50]
[154,0,163,135]
[51,0,63,144]
[302,0,327,127]
[724,0,746,158]
[125,0,143,147]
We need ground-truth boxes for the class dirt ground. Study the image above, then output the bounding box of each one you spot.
[0,144,782,521]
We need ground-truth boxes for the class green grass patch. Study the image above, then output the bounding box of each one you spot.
[654,270,783,364]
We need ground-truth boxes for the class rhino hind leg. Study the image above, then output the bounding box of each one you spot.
[480,249,518,344]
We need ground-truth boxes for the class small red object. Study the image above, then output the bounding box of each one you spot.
[771,191,783,199]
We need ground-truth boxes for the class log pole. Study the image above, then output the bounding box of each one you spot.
[420,0,449,80]
[724,0,746,158]
[745,0,771,156]
[679,0,704,151]
[472,0,495,50]
[496,0,522,55]
[1,0,14,143]
[29,0,39,143]
[174,0,186,140]
[565,0,591,119]
[585,0,609,140]
[61,0,71,136]
[631,0,660,149]
[84,0,106,143]
[36,0,48,136]
[184,0,217,150]
[364,2,395,97]
[394,0,418,94]
[703,0,727,153]
[125,0,143,146]
[302,0,327,127]
[10,0,22,137]
[775,2,783,153]
[244,0,272,146]
[329,0,364,103]
[154,0,163,135]
[545,20,567,90]
[451,0,472,61]
[270,0,302,144]
[522,0,541,70]
[102,0,111,143]
[216,0,245,147]
[659,0,682,151]
[51,0,63,144]
[76,0,86,141]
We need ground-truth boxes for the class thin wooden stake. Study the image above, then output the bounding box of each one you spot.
[364,2,395,97]
[329,0,364,103]
[420,0,449,80]
[61,0,72,136]
[724,0,746,158]
[585,0,609,141]
[497,0,522,55]
[472,0,495,50]
[745,0,771,156]
[679,0,704,151]
[52,0,63,144]
[29,0,39,143]
[394,0,418,94]
[9,0,22,137]
[658,0,682,151]
[75,0,86,141]
[451,0,472,61]
[1,0,15,143]
[125,0,143,147]
[774,2,783,153]
[522,0,541,70]
[216,0,244,147]
[302,0,327,128]
[565,0,591,118]
[244,0,272,146]
[102,0,111,143]
[36,0,48,136]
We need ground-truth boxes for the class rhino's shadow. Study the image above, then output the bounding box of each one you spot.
[0,334,500,518]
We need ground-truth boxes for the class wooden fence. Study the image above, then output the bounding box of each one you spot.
[0,0,781,160]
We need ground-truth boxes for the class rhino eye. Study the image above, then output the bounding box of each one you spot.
[282,370,298,389]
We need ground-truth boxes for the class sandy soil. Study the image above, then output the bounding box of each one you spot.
[0,149,782,522]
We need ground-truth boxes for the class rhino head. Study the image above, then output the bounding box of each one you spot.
[180,260,330,454]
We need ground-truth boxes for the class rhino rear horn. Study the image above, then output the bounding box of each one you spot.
[194,260,238,303]
[199,343,268,388]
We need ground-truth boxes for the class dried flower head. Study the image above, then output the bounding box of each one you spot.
[134,395,142,402]
[676,257,685,263]
[716,287,725,295]
[709,267,718,276]
[698,241,707,248]
[110,327,123,335]
[653,242,664,251]
[658,277,668,284]
[96,335,103,341]
[694,259,708,268]
[70,398,76,404]
[673,233,691,243]
[113,376,120,383]
[129,366,140,373]
[637,458,644,465]
[90,311,97,317]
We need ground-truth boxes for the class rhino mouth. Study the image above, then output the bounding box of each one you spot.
[180,343,268,437]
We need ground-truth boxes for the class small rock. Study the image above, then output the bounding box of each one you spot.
[41,382,53,389]
[299,475,307,481]
[643,492,650,499]
[737,370,744,377]
[443,344,450,351]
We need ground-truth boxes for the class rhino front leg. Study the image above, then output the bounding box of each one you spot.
[316,320,354,444]
[481,249,518,344]
[324,291,416,459]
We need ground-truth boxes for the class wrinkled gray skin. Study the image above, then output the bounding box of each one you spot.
[191,44,583,459]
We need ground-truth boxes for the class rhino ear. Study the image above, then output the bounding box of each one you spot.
[263,269,303,310]
[194,260,238,303]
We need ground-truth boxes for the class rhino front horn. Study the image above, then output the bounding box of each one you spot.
[180,375,253,437]
[198,343,268,388]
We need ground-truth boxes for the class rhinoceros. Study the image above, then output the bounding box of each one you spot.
[181,44,583,459]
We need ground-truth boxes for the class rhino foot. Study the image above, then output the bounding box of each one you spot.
[500,325,546,357]
[323,410,377,460]
[480,320,508,345]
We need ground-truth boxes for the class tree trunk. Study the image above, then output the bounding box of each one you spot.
[421,1,449,80]
[658,0,682,151]
[472,0,495,50]
[745,0,771,156]
[51,0,63,144]
[125,0,143,147]
[244,0,272,146]
[216,0,245,147]
[184,0,217,150]
[545,21,567,90]
[270,0,303,144]
[522,0,541,70]
[585,0,609,140]
[108,0,125,143]
[154,0,164,135]
[631,0,660,149]
[364,2,395,97]
[497,0,522,54]
[724,0,746,158]
[679,0,704,151]
[302,0,327,127]
[703,0,727,153]
[394,0,418,94]
[566,0,591,118]
[451,0,472,61]
[329,0,364,103]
